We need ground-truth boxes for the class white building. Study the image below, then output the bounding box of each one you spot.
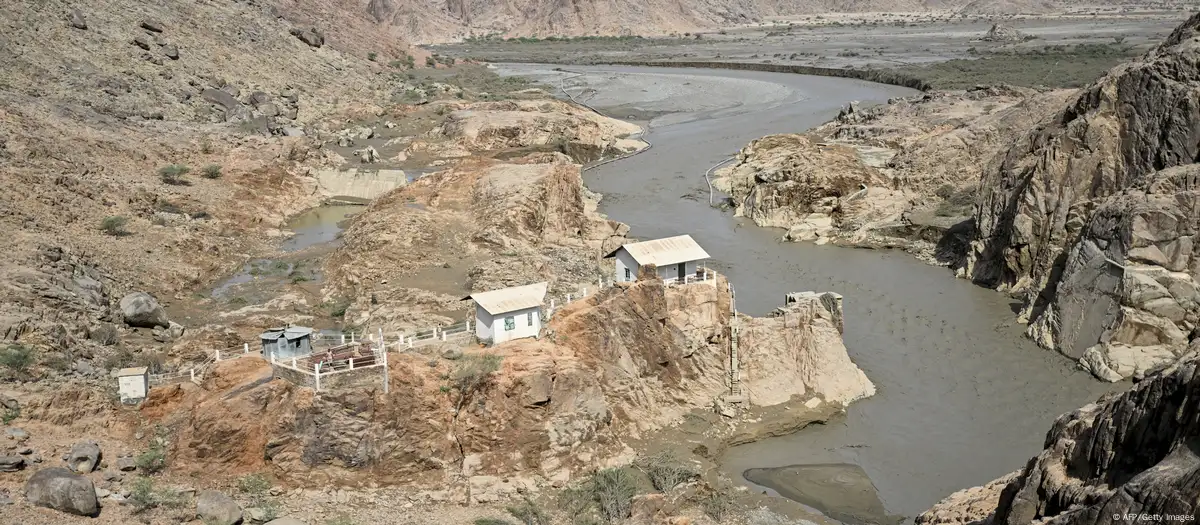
[466,282,548,346]
[117,367,149,404]
[605,234,711,284]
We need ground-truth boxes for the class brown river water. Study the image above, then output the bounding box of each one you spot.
[498,64,1119,522]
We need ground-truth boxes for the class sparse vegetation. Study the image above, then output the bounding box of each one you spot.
[135,441,168,474]
[637,451,697,491]
[326,515,356,525]
[237,473,279,521]
[700,487,735,521]
[100,215,130,236]
[0,344,35,373]
[450,354,503,411]
[507,496,551,525]
[2,405,18,424]
[201,164,222,179]
[129,476,186,513]
[367,51,378,61]
[158,164,190,184]
[559,467,639,524]
[426,55,437,67]
[892,42,1141,89]
[475,519,515,525]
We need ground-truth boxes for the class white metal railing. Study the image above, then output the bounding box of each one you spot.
[269,342,389,393]
[662,268,717,287]
[148,343,252,387]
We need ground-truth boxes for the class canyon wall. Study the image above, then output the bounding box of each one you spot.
[964,12,1200,380]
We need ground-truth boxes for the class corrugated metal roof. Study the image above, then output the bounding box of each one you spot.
[260,326,313,340]
[467,282,548,315]
[117,367,148,376]
[604,235,710,267]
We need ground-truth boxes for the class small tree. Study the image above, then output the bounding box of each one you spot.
[507,496,550,525]
[201,164,222,179]
[158,164,190,184]
[100,215,129,236]
[425,55,437,67]
[637,451,697,491]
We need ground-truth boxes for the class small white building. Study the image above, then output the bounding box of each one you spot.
[260,326,314,362]
[466,282,548,346]
[117,367,149,404]
[605,234,711,284]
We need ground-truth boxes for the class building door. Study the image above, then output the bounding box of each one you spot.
[677,263,685,281]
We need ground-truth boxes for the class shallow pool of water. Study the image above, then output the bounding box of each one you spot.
[280,204,364,252]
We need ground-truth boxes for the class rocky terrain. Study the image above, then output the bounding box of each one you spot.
[917,346,1200,525]
[713,85,1073,257]
[964,12,1200,381]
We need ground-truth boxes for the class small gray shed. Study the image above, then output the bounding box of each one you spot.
[260,326,314,362]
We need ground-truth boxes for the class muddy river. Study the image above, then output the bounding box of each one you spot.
[498,64,1117,521]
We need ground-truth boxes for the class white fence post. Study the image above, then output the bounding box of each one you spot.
[350,332,356,343]
[314,362,321,392]
[190,369,195,382]
[442,331,447,342]
[341,334,346,345]
[216,349,221,361]
[567,294,572,303]
[407,336,413,349]
[243,343,249,354]
[292,357,298,369]
[349,358,355,371]
[381,347,389,394]
[583,287,588,297]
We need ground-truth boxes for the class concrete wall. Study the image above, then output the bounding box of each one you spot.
[118,374,148,403]
[474,305,495,343]
[614,249,639,283]
[315,168,408,201]
[491,305,541,345]
[656,260,698,282]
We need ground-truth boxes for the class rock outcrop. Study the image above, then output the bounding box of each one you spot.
[197,490,244,525]
[981,23,1026,42]
[965,13,1200,380]
[145,276,872,491]
[325,154,629,332]
[925,349,1200,525]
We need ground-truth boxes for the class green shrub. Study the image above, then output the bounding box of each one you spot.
[129,476,186,513]
[425,56,437,67]
[637,451,697,491]
[201,164,222,179]
[507,496,550,525]
[559,468,639,524]
[475,519,514,525]
[0,345,35,373]
[2,406,18,425]
[100,215,130,236]
[158,164,190,184]
[367,51,378,61]
[135,443,167,474]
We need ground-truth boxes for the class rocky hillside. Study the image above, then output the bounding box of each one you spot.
[0,0,432,362]
[917,347,1200,525]
[964,12,1200,381]
[365,0,1107,42]
[140,277,871,494]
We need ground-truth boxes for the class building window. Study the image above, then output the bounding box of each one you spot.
[504,316,515,331]
[625,267,631,280]
[527,311,534,326]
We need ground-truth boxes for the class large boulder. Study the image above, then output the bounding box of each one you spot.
[197,490,243,525]
[66,441,101,473]
[119,292,169,328]
[289,28,324,48]
[25,468,100,517]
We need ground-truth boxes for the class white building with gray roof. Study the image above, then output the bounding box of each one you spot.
[604,234,711,284]
[466,282,548,346]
